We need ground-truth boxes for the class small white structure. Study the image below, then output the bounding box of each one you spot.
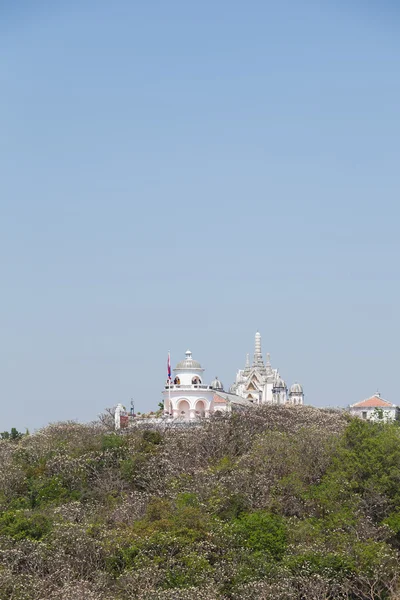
[162,350,251,419]
[230,332,304,406]
[115,403,128,430]
[289,382,304,406]
[349,393,399,422]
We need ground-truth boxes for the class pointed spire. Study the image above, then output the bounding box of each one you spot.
[255,331,261,355]
[244,353,251,375]
[253,331,265,369]
[265,352,272,376]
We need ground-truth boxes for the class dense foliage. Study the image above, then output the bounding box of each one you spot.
[1,406,400,599]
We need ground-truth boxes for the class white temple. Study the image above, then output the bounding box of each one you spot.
[162,350,252,419]
[230,332,304,406]
[115,333,304,429]
[161,333,304,421]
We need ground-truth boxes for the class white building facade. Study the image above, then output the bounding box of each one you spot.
[162,350,251,420]
[230,332,304,406]
[163,350,214,419]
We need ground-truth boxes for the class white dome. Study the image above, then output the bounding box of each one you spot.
[290,383,303,394]
[174,350,203,371]
[211,377,224,390]
[274,377,286,389]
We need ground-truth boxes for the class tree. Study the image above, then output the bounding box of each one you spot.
[0,428,23,441]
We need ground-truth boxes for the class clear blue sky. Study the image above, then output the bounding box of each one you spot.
[1,1,399,431]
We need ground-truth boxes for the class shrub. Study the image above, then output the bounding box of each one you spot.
[0,510,52,541]
[234,511,287,560]
[101,433,127,452]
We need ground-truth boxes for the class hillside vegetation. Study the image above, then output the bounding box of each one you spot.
[1,406,400,599]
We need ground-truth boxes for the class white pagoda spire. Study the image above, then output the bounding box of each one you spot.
[253,331,265,370]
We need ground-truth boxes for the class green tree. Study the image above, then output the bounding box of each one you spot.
[0,428,23,441]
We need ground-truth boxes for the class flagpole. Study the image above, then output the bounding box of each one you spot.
[168,352,172,414]
[168,351,171,417]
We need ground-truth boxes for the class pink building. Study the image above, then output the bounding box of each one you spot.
[163,350,252,420]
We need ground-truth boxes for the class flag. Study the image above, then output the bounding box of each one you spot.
[167,352,171,380]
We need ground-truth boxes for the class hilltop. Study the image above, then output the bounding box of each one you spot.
[1,405,400,599]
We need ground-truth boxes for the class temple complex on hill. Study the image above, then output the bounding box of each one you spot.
[115,332,305,428]
[161,332,304,420]
[230,332,304,406]
[114,334,400,429]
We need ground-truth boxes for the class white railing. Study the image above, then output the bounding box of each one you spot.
[164,384,212,390]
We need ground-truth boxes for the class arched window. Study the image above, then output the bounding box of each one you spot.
[195,400,206,417]
[192,376,201,385]
[177,399,190,420]
[174,376,180,385]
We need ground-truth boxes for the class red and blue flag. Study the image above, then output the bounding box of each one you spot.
[167,352,171,380]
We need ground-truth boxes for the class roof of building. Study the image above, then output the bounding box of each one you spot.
[174,350,204,371]
[274,377,286,389]
[210,377,224,390]
[213,392,254,407]
[350,395,397,409]
[213,396,227,404]
[290,382,303,394]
